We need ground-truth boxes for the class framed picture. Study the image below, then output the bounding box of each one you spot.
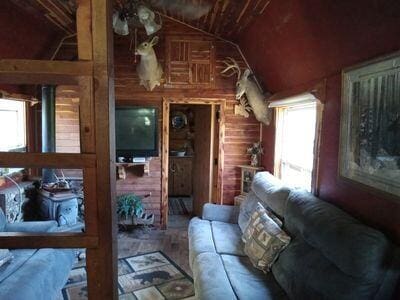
[339,52,400,200]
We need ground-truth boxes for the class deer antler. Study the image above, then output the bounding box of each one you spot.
[221,57,241,81]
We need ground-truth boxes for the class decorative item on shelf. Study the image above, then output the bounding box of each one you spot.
[238,165,264,195]
[171,111,188,129]
[112,0,211,36]
[136,36,164,91]
[221,57,272,125]
[117,193,154,229]
[247,142,264,167]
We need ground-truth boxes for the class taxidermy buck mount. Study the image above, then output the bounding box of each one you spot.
[136,36,163,91]
[221,57,272,125]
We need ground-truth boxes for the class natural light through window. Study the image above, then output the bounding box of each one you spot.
[275,103,317,191]
[0,99,26,152]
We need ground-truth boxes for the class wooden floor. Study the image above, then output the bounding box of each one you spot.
[118,214,192,276]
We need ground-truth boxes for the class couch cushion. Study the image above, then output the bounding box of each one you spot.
[285,189,392,282]
[221,254,288,300]
[192,252,237,300]
[211,221,245,256]
[272,236,384,300]
[0,209,6,232]
[188,217,216,268]
[242,203,290,272]
[0,248,75,300]
[0,249,37,284]
[0,250,13,268]
[251,172,290,218]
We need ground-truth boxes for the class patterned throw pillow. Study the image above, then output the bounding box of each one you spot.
[242,203,291,272]
[0,249,13,267]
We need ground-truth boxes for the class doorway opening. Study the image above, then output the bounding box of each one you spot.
[162,98,225,228]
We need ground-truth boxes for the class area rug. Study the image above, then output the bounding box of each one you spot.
[62,251,195,300]
[168,197,193,215]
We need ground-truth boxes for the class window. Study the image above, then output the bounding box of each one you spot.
[0,99,26,152]
[272,93,322,192]
[0,99,27,175]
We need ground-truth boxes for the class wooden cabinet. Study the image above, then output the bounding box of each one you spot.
[165,36,215,88]
[169,157,193,196]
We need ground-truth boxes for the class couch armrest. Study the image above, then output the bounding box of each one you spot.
[202,204,239,224]
[5,220,58,233]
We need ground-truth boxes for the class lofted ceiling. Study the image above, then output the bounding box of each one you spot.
[153,0,271,40]
[7,0,270,41]
[9,0,76,35]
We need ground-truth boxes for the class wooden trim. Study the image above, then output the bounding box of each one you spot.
[161,99,170,229]
[218,101,226,204]
[268,79,327,104]
[311,101,324,196]
[0,233,98,249]
[209,105,216,202]
[0,152,96,168]
[0,59,92,85]
[161,97,226,227]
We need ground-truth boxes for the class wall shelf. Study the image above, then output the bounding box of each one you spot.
[116,162,150,179]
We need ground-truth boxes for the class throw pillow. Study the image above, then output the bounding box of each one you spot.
[239,192,283,233]
[243,203,291,272]
[0,249,13,268]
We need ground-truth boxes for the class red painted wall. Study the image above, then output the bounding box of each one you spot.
[0,2,60,60]
[238,0,400,243]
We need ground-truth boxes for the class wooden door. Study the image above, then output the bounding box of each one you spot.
[172,158,193,196]
[192,105,214,216]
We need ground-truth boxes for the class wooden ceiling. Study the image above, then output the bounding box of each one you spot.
[161,0,272,39]
[9,0,76,35]
[8,0,269,41]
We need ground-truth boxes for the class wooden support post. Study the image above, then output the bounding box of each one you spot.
[85,0,118,299]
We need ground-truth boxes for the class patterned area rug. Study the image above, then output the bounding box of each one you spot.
[62,251,195,300]
[169,197,193,215]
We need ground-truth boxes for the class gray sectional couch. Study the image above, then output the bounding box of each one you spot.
[188,172,400,300]
[0,209,75,300]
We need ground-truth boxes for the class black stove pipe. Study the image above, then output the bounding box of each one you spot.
[41,85,57,184]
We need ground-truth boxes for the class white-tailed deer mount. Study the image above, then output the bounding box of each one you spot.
[221,57,271,125]
[136,36,163,91]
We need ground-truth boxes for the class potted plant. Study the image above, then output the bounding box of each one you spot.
[117,193,144,226]
[117,193,154,227]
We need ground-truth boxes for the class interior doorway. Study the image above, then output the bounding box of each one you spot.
[161,98,225,228]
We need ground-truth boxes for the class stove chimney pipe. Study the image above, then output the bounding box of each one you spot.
[41,85,57,184]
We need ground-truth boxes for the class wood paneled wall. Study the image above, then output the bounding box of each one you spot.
[57,17,261,225]
[115,18,261,224]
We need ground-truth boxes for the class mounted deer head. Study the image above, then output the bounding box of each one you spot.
[136,36,163,91]
[221,57,271,125]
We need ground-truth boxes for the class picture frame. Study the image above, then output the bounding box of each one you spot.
[339,52,400,200]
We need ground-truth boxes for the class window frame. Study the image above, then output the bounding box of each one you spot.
[0,98,27,152]
[0,98,28,176]
[272,94,323,194]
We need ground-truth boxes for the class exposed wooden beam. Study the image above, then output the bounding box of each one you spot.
[0,152,96,168]
[0,60,92,85]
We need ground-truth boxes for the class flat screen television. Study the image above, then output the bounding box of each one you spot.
[115,107,159,158]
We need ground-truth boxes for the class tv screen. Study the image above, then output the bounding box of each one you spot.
[115,107,158,158]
